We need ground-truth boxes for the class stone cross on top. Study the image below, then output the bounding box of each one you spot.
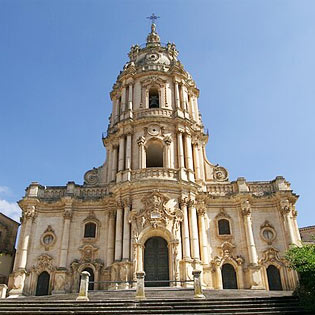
[146,13,160,25]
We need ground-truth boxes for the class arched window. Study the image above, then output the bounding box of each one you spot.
[84,222,96,238]
[149,88,159,108]
[146,142,163,167]
[218,219,231,235]
[222,263,238,289]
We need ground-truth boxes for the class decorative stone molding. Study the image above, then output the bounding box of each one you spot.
[78,244,98,263]
[259,248,285,266]
[163,135,172,146]
[22,205,37,222]
[32,254,55,274]
[137,136,145,146]
[129,191,183,230]
[280,199,291,215]
[260,221,277,245]
[218,241,235,259]
[241,200,251,216]
[84,168,99,186]
[83,211,101,227]
[215,208,231,220]
[40,225,57,251]
[213,165,228,182]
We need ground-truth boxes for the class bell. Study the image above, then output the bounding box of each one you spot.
[149,95,159,108]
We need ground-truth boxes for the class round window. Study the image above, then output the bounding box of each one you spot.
[262,229,275,241]
[43,234,54,245]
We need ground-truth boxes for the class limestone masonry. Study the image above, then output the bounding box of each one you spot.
[8,22,301,297]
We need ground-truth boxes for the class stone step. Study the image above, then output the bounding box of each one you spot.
[0,291,307,314]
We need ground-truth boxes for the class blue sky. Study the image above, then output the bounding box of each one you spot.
[0,0,314,228]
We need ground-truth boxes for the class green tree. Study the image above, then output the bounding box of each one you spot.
[285,244,315,312]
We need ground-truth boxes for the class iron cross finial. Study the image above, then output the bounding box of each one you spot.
[146,13,160,24]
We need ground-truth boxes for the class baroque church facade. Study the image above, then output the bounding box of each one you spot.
[9,23,301,297]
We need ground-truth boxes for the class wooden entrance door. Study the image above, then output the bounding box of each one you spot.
[267,265,283,290]
[222,263,238,289]
[144,237,169,287]
[36,271,50,296]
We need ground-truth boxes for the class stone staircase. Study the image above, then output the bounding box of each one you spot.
[0,289,308,314]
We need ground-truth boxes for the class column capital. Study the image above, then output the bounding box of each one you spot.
[187,199,196,208]
[23,205,37,221]
[163,136,172,146]
[137,136,145,146]
[241,199,251,216]
[279,199,291,215]
[63,210,73,220]
[179,197,188,208]
[122,198,131,208]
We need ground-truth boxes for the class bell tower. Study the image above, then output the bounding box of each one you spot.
[98,20,228,188]
[87,19,229,287]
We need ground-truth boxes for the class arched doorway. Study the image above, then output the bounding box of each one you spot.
[267,265,283,290]
[35,271,50,296]
[222,263,238,289]
[144,237,169,287]
[82,267,94,291]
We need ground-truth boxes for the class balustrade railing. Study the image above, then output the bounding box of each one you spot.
[134,108,173,119]
[131,168,178,181]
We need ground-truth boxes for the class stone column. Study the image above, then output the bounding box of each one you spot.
[106,211,115,266]
[177,131,187,181]
[193,143,201,181]
[184,133,195,182]
[164,137,171,168]
[292,208,302,244]
[128,83,133,110]
[180,84,185,110]
[111,146,118,182]
[174,81,180,109]
[188,200,200,260]
[114,204,123,261]
[137,245,144,272]
[197,208,209,265]
[117,136,125,182]
[241,201,258,265]
[180,198,191,259]
[213,258,223,289]
[114,98,120,123]
[122,200,131,260]
[241,200,264,289]
[280,200,296,245]
[106,147,112,183]
[104,212,109,266]
[59,203,72,268]
[121,86,126,113]
[137,136,146,169]
[19,206,36,269]
[125,134,132,170]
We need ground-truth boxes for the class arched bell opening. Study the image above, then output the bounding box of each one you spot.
[146,141,164,168]
[221,263,238,289]
[267,265,283,291]
[35,271,50,296]
[144,237,169,287]
[149,88,160,108]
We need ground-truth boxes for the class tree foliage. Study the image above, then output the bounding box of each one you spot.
[285,244,315,312]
